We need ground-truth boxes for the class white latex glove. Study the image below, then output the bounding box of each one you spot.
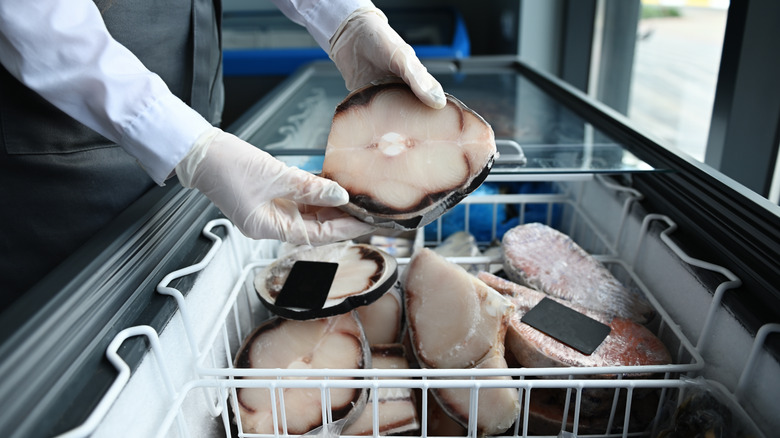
[176,127,376,245]
[329,7,446,109]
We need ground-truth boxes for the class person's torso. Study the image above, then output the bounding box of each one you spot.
[0,0,224,156]
[0,0,224,306]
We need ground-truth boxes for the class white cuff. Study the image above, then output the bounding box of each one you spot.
[270,0,376,52]
[120,93,214,185]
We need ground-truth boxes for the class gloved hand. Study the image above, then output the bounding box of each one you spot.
[329,7,446,109]
[176,127,376,245]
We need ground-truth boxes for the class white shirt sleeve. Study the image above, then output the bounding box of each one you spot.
[0,0,213,185]
[269,0,376,51]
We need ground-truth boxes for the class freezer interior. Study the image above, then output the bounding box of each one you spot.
[4,59,778,438]
[90,175,773,438]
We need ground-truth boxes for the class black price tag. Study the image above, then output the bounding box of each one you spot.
[274,261,339,310]
[521,298,611,355]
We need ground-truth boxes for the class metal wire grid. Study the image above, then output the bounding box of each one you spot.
[56,177,769,438]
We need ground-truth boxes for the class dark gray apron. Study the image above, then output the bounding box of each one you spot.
[0,0,223,309]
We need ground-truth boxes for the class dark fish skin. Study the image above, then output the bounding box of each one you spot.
[502,223,655,324]
[344,155,495,229]
[254,242,398,321]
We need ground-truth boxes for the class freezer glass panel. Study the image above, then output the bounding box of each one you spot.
[238,63,657,174]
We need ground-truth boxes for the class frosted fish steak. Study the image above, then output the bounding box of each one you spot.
[502,223,655,324]
[321,81,497,230]
[477,270,670,434]
[477,271,671,371]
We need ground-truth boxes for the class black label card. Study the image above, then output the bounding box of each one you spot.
[521,297,611,355]
[274,261,339,310]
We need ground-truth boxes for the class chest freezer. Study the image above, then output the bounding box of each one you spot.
[0,57,777,438]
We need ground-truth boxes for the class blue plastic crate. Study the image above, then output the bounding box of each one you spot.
[424,182,563,244]
[223,8,470,76]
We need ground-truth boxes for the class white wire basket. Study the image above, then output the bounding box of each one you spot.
[60,176,770,438]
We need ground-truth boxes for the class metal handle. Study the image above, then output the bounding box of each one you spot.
[494,138,527,165]
[55,326,171,438]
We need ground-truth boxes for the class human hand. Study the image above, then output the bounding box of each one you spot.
[176,127,376,245]
[328,7,446,109]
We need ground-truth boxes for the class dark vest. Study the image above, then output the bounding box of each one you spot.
[0,0,223,308]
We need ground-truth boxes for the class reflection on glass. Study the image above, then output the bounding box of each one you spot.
[243,65,656,174]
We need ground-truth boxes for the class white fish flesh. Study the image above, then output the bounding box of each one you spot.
[342,344,420,436]
[232,312,370,434]
[355,282,404,345]
[404,248,512,369]
[502,223,655,323]
[321,81,497,230]
[403,248,520,435]
[430,350,521,436]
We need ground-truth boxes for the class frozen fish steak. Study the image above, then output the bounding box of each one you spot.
[322,82,497,230]
[502,223,655,323]
[342,344,421,436]
[255,242,398,320]
[233,313,369,435]
[404,248,520,435]
[478,271,671,431]
[477,272,671,370]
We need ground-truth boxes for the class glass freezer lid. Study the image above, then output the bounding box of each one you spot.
[232,62,658,175]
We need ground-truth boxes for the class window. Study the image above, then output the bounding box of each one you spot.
[629,2,728,161]
[580,0,779,201]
